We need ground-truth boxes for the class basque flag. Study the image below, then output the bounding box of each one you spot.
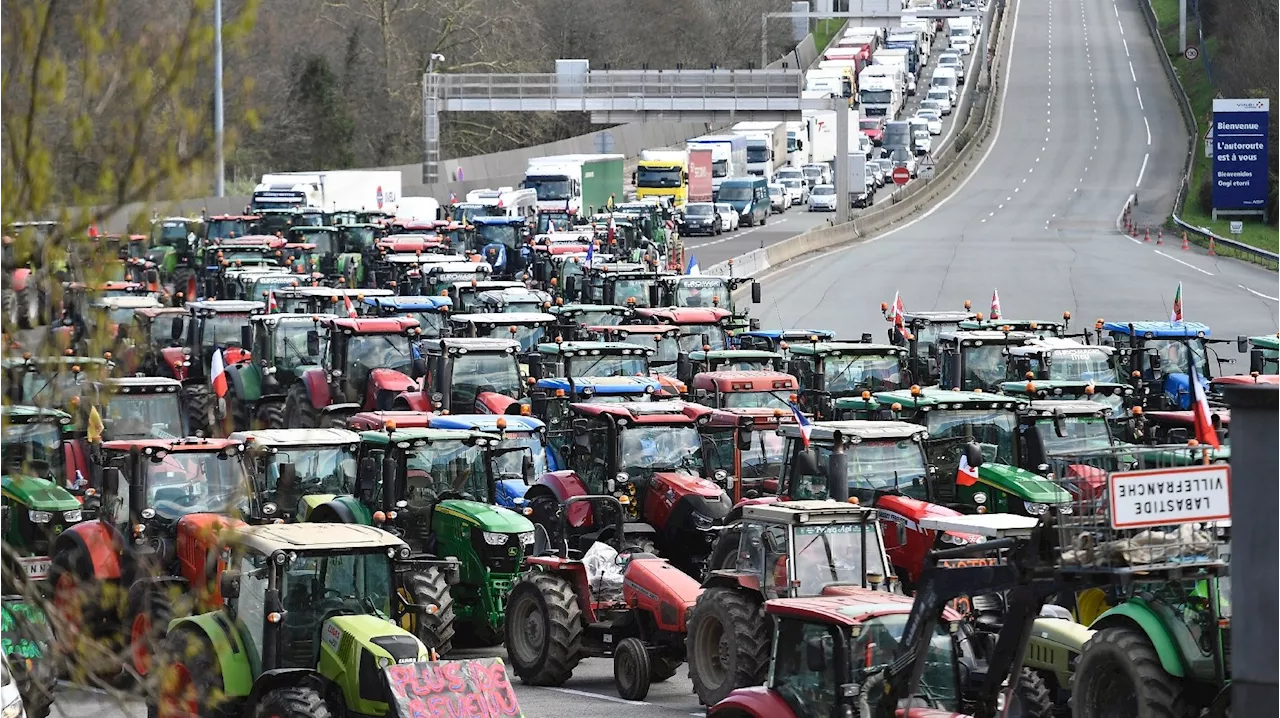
[788,400,812,448]
[1170,282,1183,323]
[990,288,1002,320]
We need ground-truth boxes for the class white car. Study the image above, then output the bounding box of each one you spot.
[801,163,829,187]
[808,184,837,211]
[768,183,790,212]
[1,658,23,718]
[915,109,943,135]
[714,202,740,232]
[919,99,948,119]
[888,149,918,178]
[938,53,966,84]
[926,87,954,114]
[913,129,933,155]
[781,177,809,206]
[952,36,973,55]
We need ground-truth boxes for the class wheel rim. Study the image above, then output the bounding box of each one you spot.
[693,612,728,688]
[131,612,153,675]
[508,593,545,665]
[1086,655,1137,718]
[617,647,636,692]
[157,662,198,718]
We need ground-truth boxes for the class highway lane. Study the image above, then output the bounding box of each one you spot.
[755,0,1278,341]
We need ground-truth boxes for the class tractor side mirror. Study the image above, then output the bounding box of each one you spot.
[277,462,298,507]
[564,275,578,299]
[804,635,829,672]
[102,466,122,497]
[522,452,536,485]
[1237,336,1248,354]
[1250,349,1265,374]
[737,429,754,452]
[306,330,321,356]
[240,325,252,348]
[1053,410,1068,438]
[648,284,660,308]
[219,570,241,602]
[357,457,379,498]
[963,442,985,470]
[677,352,692,381]
[1013,357,1032,378]
[751,281,762,304]
[411,357,427,380]
[169,316,184,342]
[1166,427,1189,443]
[794,448,821,478]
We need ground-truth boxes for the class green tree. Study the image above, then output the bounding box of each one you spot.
[290,55,357,170]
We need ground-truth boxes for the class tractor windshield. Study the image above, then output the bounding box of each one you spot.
[203,314,253,348]
[822,355,902,393]
[105,394,185,440]
[709,428,785,480]
[847,440,929,498]
[346,334,413,386]
[144,451,246,520]
[476,224,521,250]
[298,231,337,255]
[792,523,887,596]
[404,311,447,338]
[264,446,358,497]
[1047,348,1118,383]
[508,325,548,353]
[568,354,648,378]
[961,344,1008,389]
[677,325,729,352]
[1036,416,1113,454]
[619,426,703,479]
[451,353,522,409]
[274,322,328,373]
[1144,339,1210,377]
[491,433,549,478]
[723,391,792,411]
[674,280,730,310]
[854,614,959,710]
[152,221,191,249]
[206,218,254,241]
[611,279,654,306]
[404,441,489,504]
[1,422,66,484]
[277,550,393,664]
[340,226,377,252]
[925,409,1018,465]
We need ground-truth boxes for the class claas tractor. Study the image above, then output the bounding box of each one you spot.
[150,524,453,718]
[735,328,836,352]
[689,370,798,411]
[204,235,288,298]
[525,400,731,578]
[361,295,452,339]
[505,496,703,701]
[654,273,762,333]
[934,329,1038,392]
[786,339,909,419]
[283,316,424,429]
[1,405,90,499]
[414,261,494,298]
[231,428,368,525]
[699,406,795,501]
[164,299,264,435]
[145,216,205,296]
[393,336,528,416]
[688,500,897,706]
[447,311,557,353]
[48,437,249,680]
[355,425,536,649]
[222,313,337,432]
[882,306,976,386]
[676,347,785,386]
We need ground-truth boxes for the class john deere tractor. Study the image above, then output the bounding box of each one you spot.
[223,313,337,432]
[150,523,457,718]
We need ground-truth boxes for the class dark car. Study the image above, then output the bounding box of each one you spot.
[682,203,722,236]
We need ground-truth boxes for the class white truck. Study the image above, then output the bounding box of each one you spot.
[521,154,625,214]
[801,96,839,167]
[874,48,916,96]
[252,170,402,213]
[395,197,441,223]
[785,120,813,166]
[465,187,539,220]
[685,135,749,195]
[858,65,904,120]
[946,17,978,50]
[730,121,788,178]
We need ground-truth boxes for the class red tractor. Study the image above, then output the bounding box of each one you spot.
[621,306,734,353]
[524,400,731,578]
[283,316,424,429]
[505,496,704,701]
[47,437,249,680]
[700,404,796,503]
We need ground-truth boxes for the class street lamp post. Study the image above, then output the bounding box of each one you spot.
[422,53,446,186]
[214,0,225,197]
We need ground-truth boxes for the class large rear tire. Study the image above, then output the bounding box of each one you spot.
[686,587,769,706]
[127,586,176,679]
[504,572,583,686]
[404,567,456,657]
[1006,667,1053,718]
[283,383,321,429]
[186,384,213,437]
[149,627,229,718]
[1072,626,1194,718]
[256,400,286,430]
[252,686,332,718]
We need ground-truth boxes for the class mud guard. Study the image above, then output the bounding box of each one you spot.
[531,471,593,527]
[54,522,122,580]
[367,368,417,411]
[301,494,371,525]
[476,391,522,415]
[300,368,332,410]
[126,576,189,616]
[166,614,254,700]
[160,347,190,382]
[1090,601,1190,678]
[709,686,793,717]
[394,390,432,412]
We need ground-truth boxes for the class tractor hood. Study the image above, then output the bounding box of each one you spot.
[977,464,1071,504]
[146,246,176,264]
[652,472,727,500]
[434,499,535,534]
[1,475,81,511]
[369,368,418,393]
[298,494,374,524]
[323,614,428,657]
[1032,617,1095,649]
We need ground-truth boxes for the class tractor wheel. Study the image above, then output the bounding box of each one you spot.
[650,655,682,683]
[171,268,197,303]
[528,495,566,552]
[1073,626,1194,718]
[1004,668,1053,718]
[284,384,321,429]
[47,548,117,675]
[148,627,229,718]
[404,567,456,657]
[707,527,743,572]
[687,587,769,706]
[251,686,332,718]
[186,385,213,437]
[504,572,583,686]
[256,401,286,430]
[127,586,176,679]
[613,636,652,701]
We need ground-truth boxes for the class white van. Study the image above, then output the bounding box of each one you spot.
[931,67,959,99]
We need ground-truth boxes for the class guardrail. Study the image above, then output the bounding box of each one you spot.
[439,69,806,101]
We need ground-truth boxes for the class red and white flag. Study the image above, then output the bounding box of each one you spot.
[267,291,278,314]
[607,214,616,244]
[956,452,979,487]
[990,289,1002,320]
[344,294,358,319]
[892,291,907,340]
[210,348,228,398]
[1189,362,1221,449]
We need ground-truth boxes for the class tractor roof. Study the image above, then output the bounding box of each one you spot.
[959,318,1066,331]
[1025,400,1113,417]
[537,341,655,356]
[329,317,420,334]
[599,324,680,336]
[788,342,904,356]
[213,235,286,248]
[536,376,660,395]
[779,419,926,444]
[472,216,527,226]
[209,214,260,220]
[479,287,551,300]
[688,348,782,362]
[283,287,395,299]
[428,414,545,433]
[938,330,1037,344]
[859,387,1025,411]
[767,588,959,626]
[427,337,521,352]
[107,377,183,392]
[101,437,242,453]
[705,407,795,428]
[1,405,74,423]
[231,428,361,447]
[449,312,555,326]
[1212,373,1280,386]
[903,311,975,322]
[187,299,264,314]
[95,295,163,309]
[230,523,407,555]
[1248,335,1280,350]
[571,400,712,424]
[346,411,435,431]
[736,329,837,341]
[998,380,1133,399]
[364,295,453,311]
[632,307,731,324]
[1101,321,1211,338]
[450,280,522,292]
[381,252,466,265]
[360,427,499,445]
[1007,338,1111,356]
[739,499,878,525]
[251,312,338,325]
[691,371,797,393]
[289,225,338,232]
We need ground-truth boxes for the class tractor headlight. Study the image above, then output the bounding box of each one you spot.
[1023,502,1049,516]
[518,531,535,546]
[377,656,391,669]
[2,696,21,718]
[262,502,278,516]
[691,512,714,530]
[482,531,510,546]
[939,532,969,546]
[1057,504,1074,515]
[972,492,987,504]
[63,509,82,523]
[28,510,52,524]
[141,507,156,519]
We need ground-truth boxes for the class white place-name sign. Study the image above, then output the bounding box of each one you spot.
[1109,465,1231,529]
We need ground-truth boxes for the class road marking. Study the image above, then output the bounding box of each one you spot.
[999,204,1005,209]
[1128,62,1137,82]
[1114,3,1118,16]
[1014,187,1020,192]
[1136,153,1149,187]
[1123,38,1130,56]
[1117,19,1124,34]
[1155,250,1215,276]
[1136,87,1144,109]
[1006,196,1012,201]
[544,688,651,706]
[1144,117,1151,145]
[1239,285,1280,302]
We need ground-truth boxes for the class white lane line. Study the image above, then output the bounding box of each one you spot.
[1136,153,1149,187]
[1128,62,1137,81]
[1239,285,1280,302]
[1136,87,1144,109]
[1117,19,1124,34]
[1123,38,1130,56]
[544,688,651,706]
[999,204,1005,209]
[684,219,788,249]
[989,211,995,216]
[1144,117,1152,145]
[1014,187,1020,192]
[1155,250,1215,276]
[1114,3,1118,16]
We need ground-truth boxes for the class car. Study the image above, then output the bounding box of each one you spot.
[915,109,943,135]
[856,133,876,159]
[867,161,886,187]
[768,182,790,212]
[853,169,877,208]
[905,71,917,96]
[801,163,829,187]
[681,202,722,236]
[781,177,809,206]
[873,158,894,186]
[714,202,739,232]
[889,148,918,178]
[808,183,837,211]
[925,87,953,114]
[919,98,948,118]
[952,35,973,54]
[938,53,966,84]
[859,117,885,146]
[912,128,933,155]
[775,167,806,186]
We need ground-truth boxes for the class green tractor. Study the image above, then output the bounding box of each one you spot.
[356,426,537,647]
[786,339,909,419]
[145,216,205,293]
[0,589,57,718]
[1238,333,1279,374]
[232,428,370,525]
[150,523,456,718]
[222,313,338,432]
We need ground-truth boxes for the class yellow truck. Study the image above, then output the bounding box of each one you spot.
[634,149,690,205]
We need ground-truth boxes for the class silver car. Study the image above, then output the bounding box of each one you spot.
[808,184,837,211]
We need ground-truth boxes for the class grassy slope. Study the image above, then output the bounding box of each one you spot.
[1148,0,1277,254]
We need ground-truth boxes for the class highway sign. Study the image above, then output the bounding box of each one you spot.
[919,158,936,180]
[892,167,911,185]
[1230,221,1243,234]
[1184,46,1199,61]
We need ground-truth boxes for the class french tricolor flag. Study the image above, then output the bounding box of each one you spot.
[788,400,812,448]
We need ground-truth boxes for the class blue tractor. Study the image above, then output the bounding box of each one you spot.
[1098,321,1226,410]
[471,216,530,280]
[425,413,550,510]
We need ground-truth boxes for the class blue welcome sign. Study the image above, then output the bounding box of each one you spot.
[1211,98,1270,211]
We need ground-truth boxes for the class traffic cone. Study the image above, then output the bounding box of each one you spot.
[1131,222,1139,238]
[1144,227,1151,243]
[1156,228,1164,245]
[1207,236,1216,256]
[1181,232,1189,250]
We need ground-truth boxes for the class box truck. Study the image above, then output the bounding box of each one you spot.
[730,121,789,178]
[786,120,813,167]
[635,149,691,205]
[687,149,715,203]
[685,135,748,196]
[522,154,625,214]
[252,170,402,213]
[858,66,904,119]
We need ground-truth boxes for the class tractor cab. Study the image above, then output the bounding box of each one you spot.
[470,216,530,279]
[700,406,795,501]
[529,340,656,383]
[1098,321,1216,410]
[528,341,664,431]
[690,370,798,411]
[285,225,341,276]
[656,274,762,332]
[173,299,265,372]
[2,408,88,580]
[734,329,836,352]
[427,414,552,506]
[447,312,556,353]
[1006,337,1121,385]
[3,355,110,407]
[531,376,661,443]
[366,250,466,291]
[936,329,1038,392]
[1238,333,1279,374]
[786,341,908,419]
[146,216,204,283]
[998,379,1138,424]
[89,296,165,344]
[1017,400,1121,499]
[400,337,527,416]
[203,214,261,242]
[578,266,667,307]
[959,313,1070,336]
[412,262,494,298]
[231,428,363,524]
[590,323,683,372]
[474,286,553,314]
[272,286,394,315]
[287,317,423,428]
[361,295,453,339]
[235,268,300,303]
[99,377,190,441]
[621,307,733,357]
[445,279,524,313]
[885,309,976,386]
[535,208,583,235]
[545,302,619,339]
[2,406,88,499]
[220,313,339,433]
[677,347,784,386]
